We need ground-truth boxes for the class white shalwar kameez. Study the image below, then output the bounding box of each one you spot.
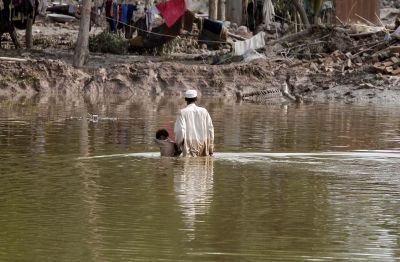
[174,103,214,157]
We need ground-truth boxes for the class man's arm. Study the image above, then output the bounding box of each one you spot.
[174,111,185,149]
[207,112,214,155]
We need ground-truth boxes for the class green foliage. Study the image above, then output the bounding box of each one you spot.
[273,0,291,16]
[89,31,129,55]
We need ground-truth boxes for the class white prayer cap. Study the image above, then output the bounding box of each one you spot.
[185,89,197,98]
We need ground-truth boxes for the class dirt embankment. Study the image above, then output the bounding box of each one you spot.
[1,18,400,103]
[1,52,400,103]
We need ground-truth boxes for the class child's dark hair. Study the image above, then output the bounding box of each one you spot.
[156,129,169,139]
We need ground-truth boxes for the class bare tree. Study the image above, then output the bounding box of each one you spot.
[26,0,36,49]
[217,0,225,21]
[291,0,310,28]
[73,0,92,67]
[26,16,34,49]
[209,0,217,20]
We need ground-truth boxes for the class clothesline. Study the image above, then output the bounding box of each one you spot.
[96,12,230,45]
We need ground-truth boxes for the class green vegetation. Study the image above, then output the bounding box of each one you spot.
[89,31,129,54]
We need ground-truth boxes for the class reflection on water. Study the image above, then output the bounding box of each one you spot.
[174,158,214,235]
[1,96,400,261]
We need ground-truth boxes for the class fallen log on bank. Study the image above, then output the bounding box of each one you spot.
[268,26,319,45]
[0,57,28,62]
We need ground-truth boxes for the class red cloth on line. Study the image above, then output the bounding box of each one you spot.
[156,0,186,27]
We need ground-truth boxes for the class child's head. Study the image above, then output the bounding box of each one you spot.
[156,129,169,140]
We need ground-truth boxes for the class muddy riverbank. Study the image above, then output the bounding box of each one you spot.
[1,49,400,103]
[1,17,400,103]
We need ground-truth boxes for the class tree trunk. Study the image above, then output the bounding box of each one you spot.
[217,0,225,21]
[291,0,310,28]
[26,17,33,49]
[209,0,218,20]
[94,0,99,26]
[312,0,323,24]
[73,0,92,67]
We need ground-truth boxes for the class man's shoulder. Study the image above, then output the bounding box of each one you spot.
[180,104,210,116]
[197,106,210,114]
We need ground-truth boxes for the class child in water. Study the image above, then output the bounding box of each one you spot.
[154,129,182,157]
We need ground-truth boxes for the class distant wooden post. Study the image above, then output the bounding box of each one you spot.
[217,0,225,21]
[26,16,33,49]
[209,0,217,20]
[73,0,92,67]
[94,0,99,26]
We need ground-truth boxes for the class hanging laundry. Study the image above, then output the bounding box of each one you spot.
[262,0,275,25]
[156,0,186,27]
[130,10,195,49]
[111,0,117,32]
[105,0,112,17]
[125,4,137,39]
[116,4,121,29]
[126,4,137,23]
[198,17,227,47]
[203,19,223,35]
[119,3,128,25]
[234,32,266,56]
[181,10,195,32]
[145,6,159,31]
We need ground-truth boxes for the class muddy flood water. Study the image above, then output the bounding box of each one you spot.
[1,96,399,261]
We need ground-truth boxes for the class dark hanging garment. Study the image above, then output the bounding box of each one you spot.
[105,0,112,17]
[202,18,223,35]
[126,4,137,23]
[119,3,128,25]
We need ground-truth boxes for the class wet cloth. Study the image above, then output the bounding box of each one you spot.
[234,32,266,56]
[154,138,180,157]
[156,0,186,27]
[174,104,214,157]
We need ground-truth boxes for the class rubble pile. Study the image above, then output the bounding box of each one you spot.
[157,35,200,54]
[279,26,400,76]
[372,46,400,75]
[381,0,400,8]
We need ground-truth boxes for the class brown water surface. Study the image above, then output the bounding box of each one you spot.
[0,97,399,261]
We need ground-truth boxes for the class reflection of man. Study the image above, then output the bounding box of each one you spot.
[174,157,214,233]
[174,90,214,157]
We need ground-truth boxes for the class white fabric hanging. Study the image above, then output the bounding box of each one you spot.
[262,0,275,25]
[234,32,266,56]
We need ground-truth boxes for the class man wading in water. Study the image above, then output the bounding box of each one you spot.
[174,90,214,157]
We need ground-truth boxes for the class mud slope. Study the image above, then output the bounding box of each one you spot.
[1,57,400,103]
